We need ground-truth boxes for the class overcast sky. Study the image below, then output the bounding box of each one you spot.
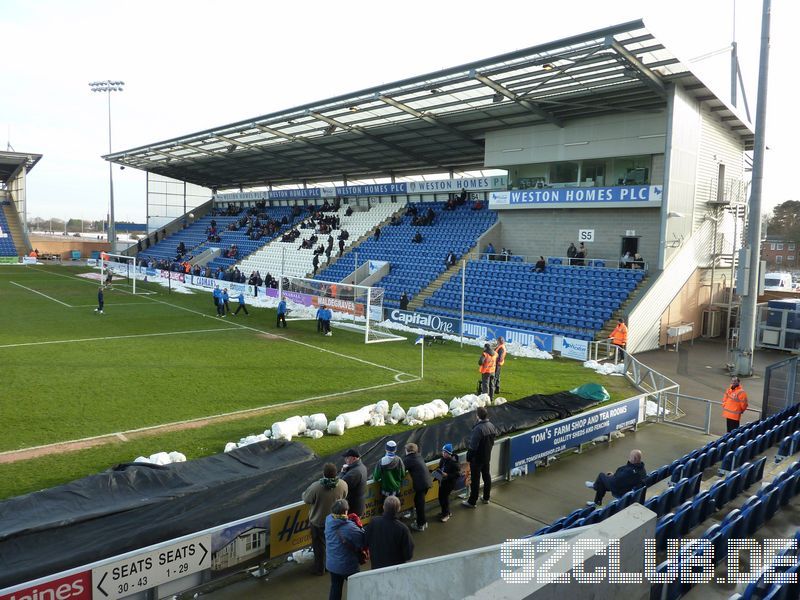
[2,0,796,222]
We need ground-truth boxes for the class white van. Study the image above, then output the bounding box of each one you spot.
[763,272,794,292]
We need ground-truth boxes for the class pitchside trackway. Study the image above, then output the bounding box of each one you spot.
[0,265,419,454]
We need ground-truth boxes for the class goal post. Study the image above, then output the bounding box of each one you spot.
[99,252,140,294]
[278,275,405,344]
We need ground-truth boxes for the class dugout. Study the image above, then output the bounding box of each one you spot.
[107,19,754,353]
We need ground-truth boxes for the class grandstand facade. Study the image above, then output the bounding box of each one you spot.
[106,19,753,353]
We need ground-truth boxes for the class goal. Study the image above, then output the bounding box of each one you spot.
[99,253,148,295]
[279,275,405,344]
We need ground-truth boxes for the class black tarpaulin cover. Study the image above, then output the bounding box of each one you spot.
[0,391,595,588]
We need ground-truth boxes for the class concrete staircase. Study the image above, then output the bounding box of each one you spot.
[2,203,29,254]
[596,272,651,341]
[408,264,460,310]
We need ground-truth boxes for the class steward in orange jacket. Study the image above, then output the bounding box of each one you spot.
[478,344,496,400]
[722,377,748,433]
[610,319,628,358]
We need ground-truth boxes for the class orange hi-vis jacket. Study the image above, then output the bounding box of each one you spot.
[479,351,496,374]
[722,385,748,422]
[610,322,628,347]
[495,341,506,366]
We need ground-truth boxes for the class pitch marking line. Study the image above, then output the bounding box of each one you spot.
[9,281,72,307]
[0,327,240,349]
[0,376,422,463]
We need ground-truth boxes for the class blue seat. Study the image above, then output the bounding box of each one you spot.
[749,456,767,487]
[762,487,781,521]
[656,513,675,551]
[720,450,736,474]
[740,495,766,536]
[670,464,685,485]
[671,500,693,538]
[683,457,698,479]
[775,435,794,463]
[687,491,715,530]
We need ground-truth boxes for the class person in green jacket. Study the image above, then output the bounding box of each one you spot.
[373,440,406,499]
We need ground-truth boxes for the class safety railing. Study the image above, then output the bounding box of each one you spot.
[659,392,761,435]
[460,251,648,271]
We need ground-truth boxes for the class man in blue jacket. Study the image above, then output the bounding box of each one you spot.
[234,291,248,315]
[585,449,646,506]
[212,286,223,316]
[276,296,287,328]
[322,307,333,336]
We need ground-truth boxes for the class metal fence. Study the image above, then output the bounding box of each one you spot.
[763,356,800,419]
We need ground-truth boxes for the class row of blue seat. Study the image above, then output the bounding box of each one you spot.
[0,211,17,256]
[651,462,800,600]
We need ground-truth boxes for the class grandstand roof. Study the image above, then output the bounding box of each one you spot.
[106,19,754,191]
[0,150,42,184]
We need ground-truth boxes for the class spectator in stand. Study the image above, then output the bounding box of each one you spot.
[457,188,468,206]
[277,296,287,328]
[435,443,460,522]
[484,242,495,260]
[303,463,348,576]
[533,256,546,273]
[365,496,414,569]
[444,197,456,211]
[373,227,381,241]
[445,251,457,267]
[345,206,353,217]
[312,253,320,276]
[406,205,418,218]
[373,440,406,500]
[463,406,499,509]
[316,305,325,333]
[338,238,345,257]
[340,449,368,518]
[399,292,409,311]
[632,253,645,269]
[585,449,646,507]
[567,242,577,266]
[620,251,633,269]
[390,214,402,226]
[234,291,248,316]
[425,207,435,225]
[472,199,484,210]
[412,231,423,244]
[403,443,432,532]
[577,242,588,266]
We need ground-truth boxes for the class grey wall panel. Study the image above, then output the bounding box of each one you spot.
[496,207,660,265]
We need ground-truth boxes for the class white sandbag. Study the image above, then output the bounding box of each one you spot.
[261,428,273,438]
[302,415,313,429]
[386,415,398,425]
[391,403,406,422]
[477,393,492,407]
[430,399,449,418]
[405,418,423,427]
[149,452,171,465]
[339,409,370,429]
[304,429,324,439]
[289,548,315,564]
[449,397,465,411]
[369,414,385,427]
[327,420,345,435]
[308,413,328,431]
[375,400,390,416]
[168,451,186,463]
[134,456,151,463]
[494,396,507,406]
[224,442,238,453]
[461,394,479,405]
[240,434,269,445]
[285,415,307,435]
[271,421,294,440]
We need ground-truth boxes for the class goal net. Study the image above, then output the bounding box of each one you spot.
[279,275,405,344]
[99,253,153,295]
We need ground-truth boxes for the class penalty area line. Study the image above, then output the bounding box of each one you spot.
[9,281,72,307]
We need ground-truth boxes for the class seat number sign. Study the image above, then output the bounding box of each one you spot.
[92,536,210,599]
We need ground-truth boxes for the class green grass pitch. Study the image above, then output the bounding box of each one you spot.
[0,265,634,500]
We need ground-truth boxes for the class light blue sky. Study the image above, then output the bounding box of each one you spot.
[1,0,794,222]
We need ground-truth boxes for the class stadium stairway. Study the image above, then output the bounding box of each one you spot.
[1,203,26,256]
[407,261,467,311]
[596,270,653,340]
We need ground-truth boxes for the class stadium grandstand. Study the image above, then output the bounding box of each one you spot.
[5,17,797,600]
[0,150,39,260]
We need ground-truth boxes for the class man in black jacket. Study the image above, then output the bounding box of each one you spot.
[463,406,499,508]
[365,496,414,569]
[585,449,646,506]
[436,443,460,522]
[339,448,368,517]
[403,443,433,532]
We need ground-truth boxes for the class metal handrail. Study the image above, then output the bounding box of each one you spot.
[461,251,648,271]
[659,391,761,435]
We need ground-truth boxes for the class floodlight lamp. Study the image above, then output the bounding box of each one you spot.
[542,63,555,71]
